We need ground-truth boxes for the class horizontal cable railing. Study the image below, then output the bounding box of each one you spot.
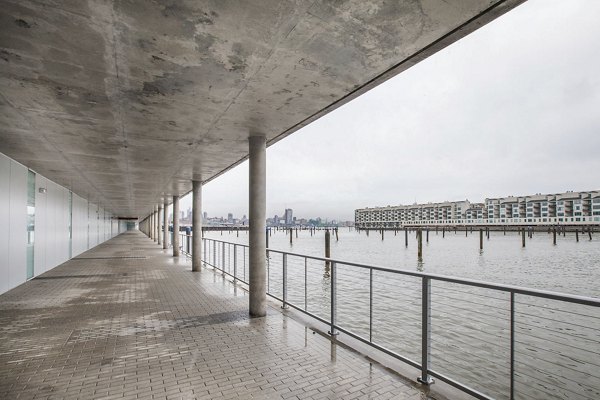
[174,234,600,400]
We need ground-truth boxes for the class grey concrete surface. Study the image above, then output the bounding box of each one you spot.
[249,136,267,317]
[0,0,525,218]
[0,230,435,399]
[192,180,202,272]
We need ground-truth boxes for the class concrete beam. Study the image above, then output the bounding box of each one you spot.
[248,136,267,317]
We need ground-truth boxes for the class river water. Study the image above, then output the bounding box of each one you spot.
[203,228,600,400]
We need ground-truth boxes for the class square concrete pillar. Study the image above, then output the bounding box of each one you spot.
[249,135,266,317]
[173,195,180,257]
[192,181,202,272]
[163,199,168,249]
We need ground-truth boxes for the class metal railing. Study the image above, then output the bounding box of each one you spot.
[175,234,600,400]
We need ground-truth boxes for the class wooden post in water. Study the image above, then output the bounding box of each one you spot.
[325,229,331,268]
[366,229,369,237]
[589,227,593,241]
[296,228,298,238]
[335,227,339,241]
[426,228,429,243]
[442,227,445,238]
[480,229,483,250]
[289,228,293,244]
[576,229,579,242]
[381,229,384,241]
[266,228,269,249]
[405,228,408,247]
[553,228,557,245]
[522,228,526,248]
[504,226,506,235]
[465,228,468,237]
[417,229,423,261]
[563,226,566,237]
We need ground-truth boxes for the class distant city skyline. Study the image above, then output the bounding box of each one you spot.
[173,1,600,222]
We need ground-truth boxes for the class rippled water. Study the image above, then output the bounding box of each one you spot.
[203,228,600,400]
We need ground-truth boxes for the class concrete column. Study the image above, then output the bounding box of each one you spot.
[150,211,155,241]
[154,206,158,242]
[157,205,162,245]
[249,135,266,317]
[173,195,180,257]
[192,180,202,272]
[163,199,168,249]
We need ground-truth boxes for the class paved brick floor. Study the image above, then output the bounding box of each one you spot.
[0,231,434,399]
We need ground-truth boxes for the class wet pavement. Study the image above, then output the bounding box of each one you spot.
[0,230,433,399]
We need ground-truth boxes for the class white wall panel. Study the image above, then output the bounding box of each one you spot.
[72,194,88,257]
[89,202,98,248]
[0,154,10,293]
[8,160,27,290]
[34,175,48,274]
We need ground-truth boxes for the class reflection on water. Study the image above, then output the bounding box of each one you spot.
[205,229,600,400]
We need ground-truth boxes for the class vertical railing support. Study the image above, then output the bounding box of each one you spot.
[233,244,237,283]
[369,268,373,342]
[418,276,433,385]
[304,257,308,310]
[282,254,288,309]
[222,242,225,275]
[328,262,338,336]
[510,292,515,400]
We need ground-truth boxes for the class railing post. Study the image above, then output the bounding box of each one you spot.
[282,253,288,309]
[369,268,373,342]
[233,244,237,283]
[328,262,338,336]
[203,239,207,266]
[304,257,308,310]
[418,276,433,385]
[222,243,225,275]
[510,292,515,400]
[213,240,216,267]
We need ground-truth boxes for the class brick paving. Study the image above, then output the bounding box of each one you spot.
[0,230,434,399]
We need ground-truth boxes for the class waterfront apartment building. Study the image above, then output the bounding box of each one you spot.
[355,190,600,228]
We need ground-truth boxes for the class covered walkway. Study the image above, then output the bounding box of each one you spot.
[0,231,430,400]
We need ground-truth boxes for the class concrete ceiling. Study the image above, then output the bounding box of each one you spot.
[0,0,524,218]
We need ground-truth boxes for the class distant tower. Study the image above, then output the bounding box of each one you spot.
[227,213,233,223]
[284,208,293,225]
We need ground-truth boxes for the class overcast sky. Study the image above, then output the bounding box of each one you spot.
[180,0,600,221]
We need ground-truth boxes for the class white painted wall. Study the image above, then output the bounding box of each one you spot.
[0,152,119,295]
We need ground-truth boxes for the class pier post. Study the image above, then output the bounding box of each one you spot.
[325,229,331,268]
[405,228,408,247]
[480,229,483,250]
[417,229,423,261]
[426,228,429,243]
[335,227,338,241]
[553,228,557,245]
[192,180,202,272]
[576,229,579,242]
[521,228,526,248]
[249,135,267,317]
[442,227,445,238]
[589,227,593,241]
[289,228,293,244]
[173,195,180,257]
[381,229,384,241]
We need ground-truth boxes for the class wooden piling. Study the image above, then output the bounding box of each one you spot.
[589,227,593,241]
[325,229,331,268]
[381,229,384,241]
[442,227,445,238]
[417,229,423,260]
[576,229,579,242]
[522,228,526,248]
[289,228,293,244]
[405,228,408,247]
[426,228,429,243]
[553,228,556,245]
[296,228,298,238]
[335,227,339,241]
[480,229,483,250]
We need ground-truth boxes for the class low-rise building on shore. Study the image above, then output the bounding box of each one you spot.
[355,190,600,228]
